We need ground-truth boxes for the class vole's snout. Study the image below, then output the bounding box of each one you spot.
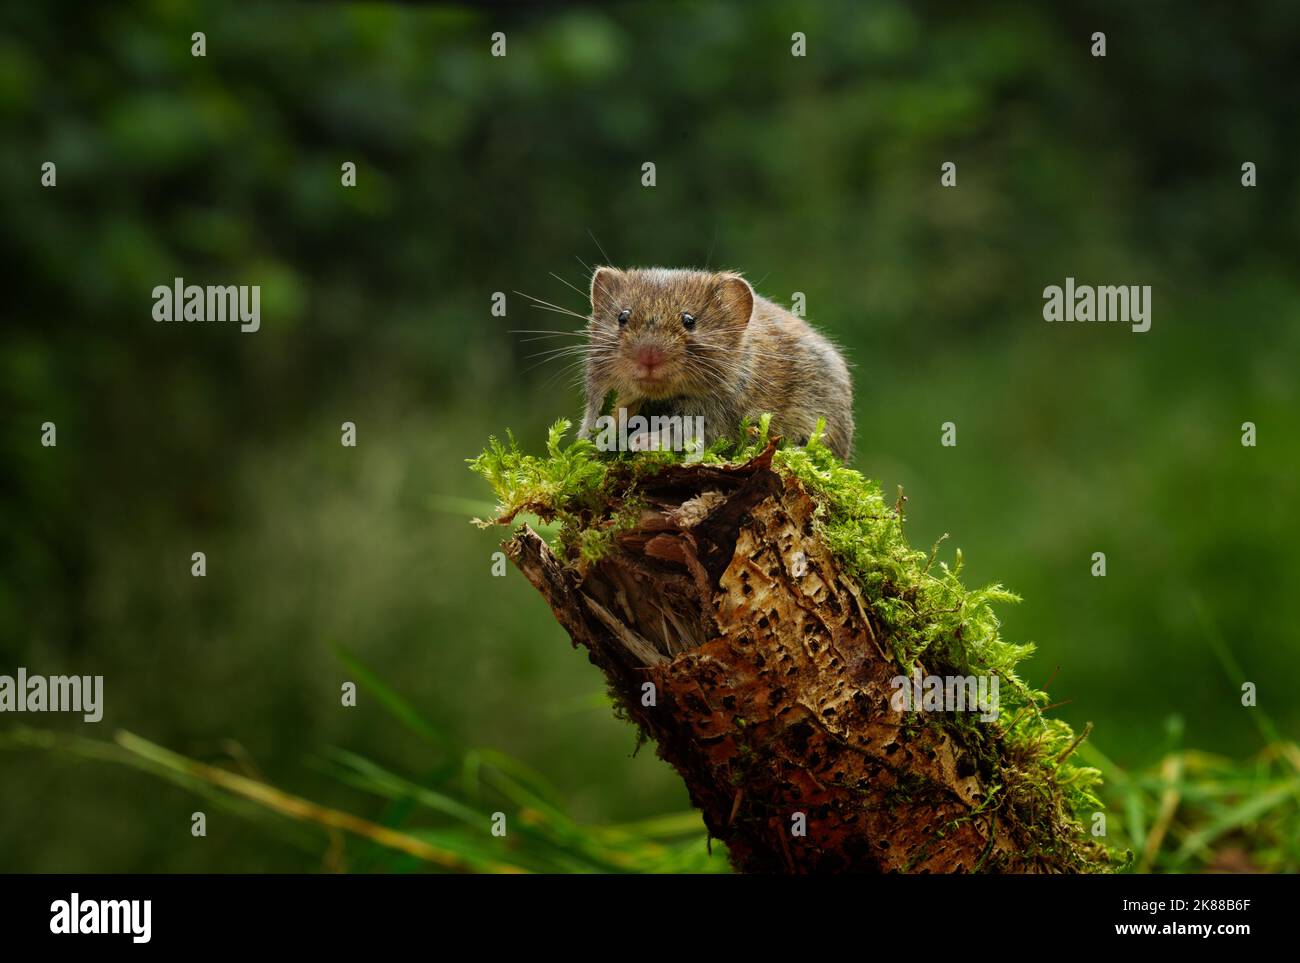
[634,344,668,376]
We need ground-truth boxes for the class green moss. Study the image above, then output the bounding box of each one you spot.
[470,419,1123,870]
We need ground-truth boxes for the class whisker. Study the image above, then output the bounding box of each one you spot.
[523,346,592,363]
[542,357,592,392]
[522,304,593,324]
[509,329,588,345]
[587,230,613,268]
[514,290,593,321]
[549,272,589,300]
[507,328,586,335]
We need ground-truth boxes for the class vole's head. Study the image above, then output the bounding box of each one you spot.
[588,266,755,401]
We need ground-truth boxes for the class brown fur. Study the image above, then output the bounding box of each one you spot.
[579,267,854,460]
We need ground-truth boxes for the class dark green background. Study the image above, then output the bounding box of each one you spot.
[2,0,1296,871]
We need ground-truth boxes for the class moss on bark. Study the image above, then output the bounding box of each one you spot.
[472,421,1120,873]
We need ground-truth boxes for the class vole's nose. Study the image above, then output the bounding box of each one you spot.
[635,345,667,372]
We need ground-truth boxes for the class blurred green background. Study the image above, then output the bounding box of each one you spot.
[1,0,1297,872]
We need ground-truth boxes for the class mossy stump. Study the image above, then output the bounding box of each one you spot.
[496,438,1109,874]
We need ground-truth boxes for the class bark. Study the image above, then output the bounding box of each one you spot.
[503,440,1094,873]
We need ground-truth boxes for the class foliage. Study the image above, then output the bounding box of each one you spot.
[0,646,727,874]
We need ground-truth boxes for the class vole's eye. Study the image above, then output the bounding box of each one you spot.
[681,312,696,331]
[617,308,630,327]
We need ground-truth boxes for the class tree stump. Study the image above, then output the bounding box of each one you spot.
[500,440,1109,873]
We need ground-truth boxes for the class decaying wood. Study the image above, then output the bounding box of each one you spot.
[504,441,1087,873]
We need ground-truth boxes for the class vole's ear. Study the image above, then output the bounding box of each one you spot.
[590,266,623,314]
[715,274,755,327]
